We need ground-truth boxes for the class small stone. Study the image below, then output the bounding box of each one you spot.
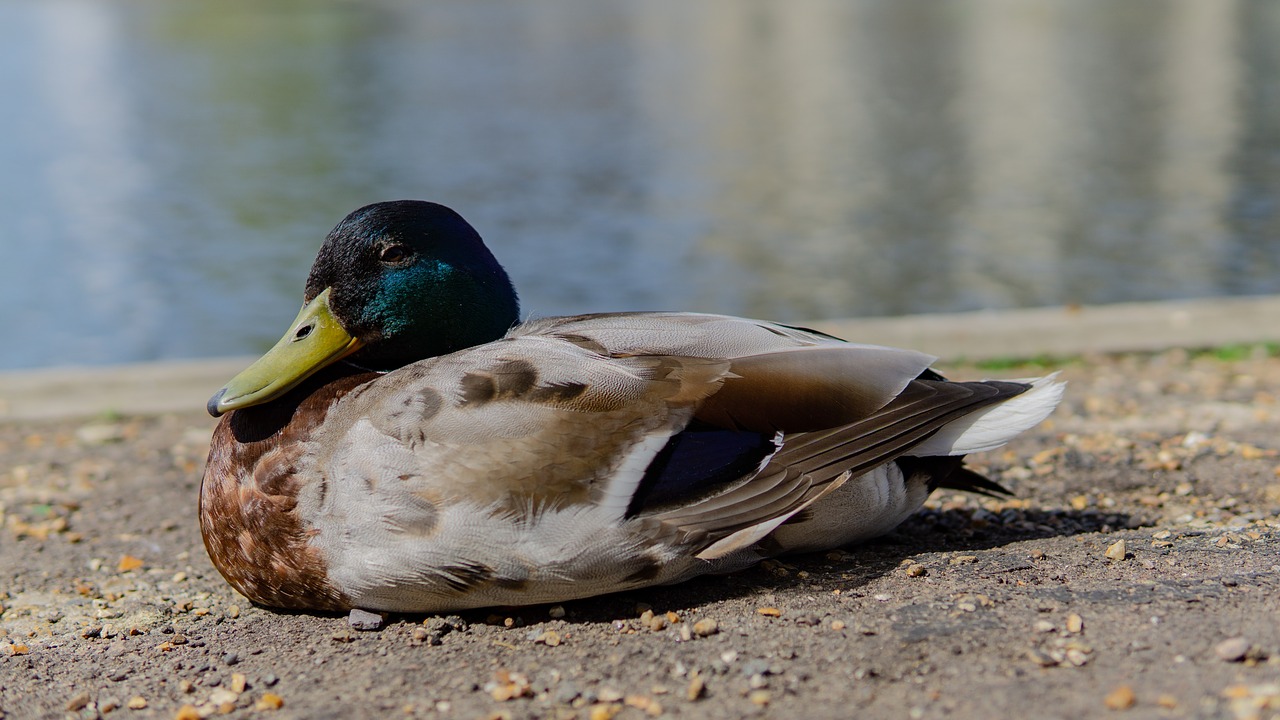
[117,555,144,573]
[100,698,121,713]
[348,608,384,631]
[226,605,240,619]
[692,619,718,637]
[179,679,195,694]
[1156,695,1178,709]
[537,631,562,647]
[757,607,782,617]
[1065,648,1090,666]
[949,555,978,565]
[209,688,239,706]
[174,705,201,720]
[748,690,771,706]
[687,673,705,701]
[598,687,624,703]
[1066,614,1084,634]
[1034,620,1056,633]
[905,564,927,578]
[126,696,148,710]
[66,692,92,711]
[222,652,240,666]
[231,673,248,693]
[1215,637,1251,662]
[831,620,846,631]
[1105,540,1127,562]
[171,571,187,583]
[1103,685,1135,710]
[255,693,285,710]
[1027,648,1057,667]
[589,704,622,720]
[77,423,126,444]
[548,605,566,619]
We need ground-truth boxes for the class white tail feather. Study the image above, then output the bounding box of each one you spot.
[909,373,1065,457]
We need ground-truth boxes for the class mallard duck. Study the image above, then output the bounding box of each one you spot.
[200,200,1064,613]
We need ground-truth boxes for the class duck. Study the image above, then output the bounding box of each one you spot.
[200,200,1064,614]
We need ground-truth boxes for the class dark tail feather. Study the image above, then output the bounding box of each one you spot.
[935,466,1012,498]
[899,456,1014,498]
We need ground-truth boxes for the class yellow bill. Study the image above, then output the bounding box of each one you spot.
[207,288,363,416]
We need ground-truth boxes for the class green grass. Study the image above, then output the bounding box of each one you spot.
[1190,342,1280,362]
[966,354,1078,372]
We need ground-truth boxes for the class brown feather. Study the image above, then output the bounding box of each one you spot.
[200,364,376,611]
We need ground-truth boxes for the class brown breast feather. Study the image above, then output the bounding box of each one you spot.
[199,366,376,611]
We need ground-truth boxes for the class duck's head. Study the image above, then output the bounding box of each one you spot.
[207,200,519,417]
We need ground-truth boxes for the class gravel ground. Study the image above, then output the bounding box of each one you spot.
[2,348,1279,720]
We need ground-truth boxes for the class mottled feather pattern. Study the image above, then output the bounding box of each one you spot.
[198,203,1064,613]
[205,312,1061,612]
[200,367,376,611]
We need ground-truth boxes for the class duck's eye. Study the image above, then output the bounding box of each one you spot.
[379,244,412,264]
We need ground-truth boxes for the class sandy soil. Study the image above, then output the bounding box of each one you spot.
[1,349,1278,720]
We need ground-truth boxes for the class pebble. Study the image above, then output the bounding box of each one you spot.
[66,692,91,711]
[589,704,622,720]
[548,605,566,619]
[1105,539,1127,562]
[348,608,384,631]
[905,564,927,578]
[1214,637,1251,662]
[1027,649,1056,667]
[757,607,782,617]
[748,690,771,706]
[687,674,705,701]
[76,423,126,444]
[255,693,285,710]
[126,696,148,710]
[692,619,718,637]
[1066,613,1084,634]
[1103,685,1135,710]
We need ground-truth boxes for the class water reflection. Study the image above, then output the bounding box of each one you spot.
[1,0,1277,369]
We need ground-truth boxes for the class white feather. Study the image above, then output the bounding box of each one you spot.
[909,373,1065,457]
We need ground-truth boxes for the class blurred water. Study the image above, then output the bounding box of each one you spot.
[2,0,1279,370]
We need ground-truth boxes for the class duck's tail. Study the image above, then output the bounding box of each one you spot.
[907,373,1066,457]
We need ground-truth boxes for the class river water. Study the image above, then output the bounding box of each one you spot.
[3,0,1279,369]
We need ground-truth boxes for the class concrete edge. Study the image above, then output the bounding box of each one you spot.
[3,295,1279,422]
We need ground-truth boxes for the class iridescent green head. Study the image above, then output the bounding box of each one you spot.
[208,201,519,416]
